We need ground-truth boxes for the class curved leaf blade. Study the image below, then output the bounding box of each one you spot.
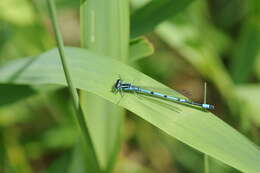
[129,37,154,62]
[131,0,194,38]
[0,47,260,173]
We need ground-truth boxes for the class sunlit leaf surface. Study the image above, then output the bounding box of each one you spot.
[0,47,260,173]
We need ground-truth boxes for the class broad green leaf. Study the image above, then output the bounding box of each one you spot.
[80,0,129,171]
[0,84,35,106]
[0,39,147,107]
[0,48,260,172]
[129,37,154,62]
[131,0,194,38]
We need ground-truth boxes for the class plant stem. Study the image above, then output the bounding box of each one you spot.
[204,82,209,173]
[204,154,209,173]
[46,0,100,171]
[46,1,78,107]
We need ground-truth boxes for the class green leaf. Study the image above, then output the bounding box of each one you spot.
[129,37,154,62]
[1,47,260,173]
[230,21,260,84]
[0,39,148,107]
[131,0,194,38]
[236,85,260,126]
[0,84,35,106]
[80,0,129,171]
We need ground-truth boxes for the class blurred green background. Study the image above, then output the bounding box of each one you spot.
[0,0,260,172]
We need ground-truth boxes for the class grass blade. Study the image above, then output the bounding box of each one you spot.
[131,0,194,38]
[1,47,260,173]
[80,0,129,171]
[47,1,100,171]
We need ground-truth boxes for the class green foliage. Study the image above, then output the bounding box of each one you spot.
[230,21,260,84]
[1,48,260,172]
[1,0,260,172]
[80,0,129,171]
[237,85,260,126]
[129,37,154,62]
[0,85,36,106]
[131,0,194,38]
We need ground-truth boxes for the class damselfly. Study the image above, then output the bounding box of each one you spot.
[113,78,214,110]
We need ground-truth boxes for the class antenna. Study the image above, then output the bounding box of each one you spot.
[203,81,210,172]
[203,82,207,104]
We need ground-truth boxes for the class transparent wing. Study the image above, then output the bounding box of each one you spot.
[129,85,206,111]
[135,85,191,100]
[132,90,204,111]
[133,93,182,113]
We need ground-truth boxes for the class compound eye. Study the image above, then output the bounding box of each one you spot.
[209,105,215,110]
[115,79,121,88]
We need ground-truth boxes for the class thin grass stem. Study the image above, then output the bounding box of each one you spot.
[203,82,209,173]
[46,0,100,171]
[204,154,209,173]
